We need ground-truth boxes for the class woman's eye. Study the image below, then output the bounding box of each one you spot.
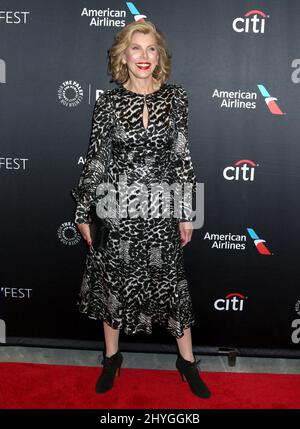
[132,46,156,50]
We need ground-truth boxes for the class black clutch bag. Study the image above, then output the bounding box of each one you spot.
[88,206,110,251]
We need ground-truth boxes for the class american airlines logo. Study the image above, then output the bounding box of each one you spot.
[257,84,285,115]
[212,88,257,110]
[247,228,272,255]
[126,1,147,21]
[0,58,6,83]
[233,10,269,34]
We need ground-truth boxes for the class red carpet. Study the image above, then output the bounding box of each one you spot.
[0,362,299,409]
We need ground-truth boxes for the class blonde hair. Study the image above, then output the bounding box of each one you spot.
[107,21,172,85]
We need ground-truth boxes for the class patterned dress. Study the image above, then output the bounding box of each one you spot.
[71,82,197,338]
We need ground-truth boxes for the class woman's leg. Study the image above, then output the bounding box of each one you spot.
[95,321,122,393]
[175,327,211,398]
[175,327,195,362]
[103,321,120,357]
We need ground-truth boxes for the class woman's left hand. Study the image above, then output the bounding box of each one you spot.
[179,221,193,247]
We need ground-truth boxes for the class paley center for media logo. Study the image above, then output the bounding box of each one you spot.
[58,222,82,246]
[58,81,84,107]
[80,1,147,27]
[58,82,108,107]
[214,293,248,312]
[232,10,269,34]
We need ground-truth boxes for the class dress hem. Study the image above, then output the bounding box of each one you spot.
[77,306,197,339]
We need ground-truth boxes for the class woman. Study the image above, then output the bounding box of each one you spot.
[71,20,210,399]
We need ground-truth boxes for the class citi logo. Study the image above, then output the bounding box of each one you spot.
[0,59,6,83]
[233,10,269,34]
[247,228,272,255]
[223,159,258,181]
[214,293,247,311]
[257,84,285,115]
[126,2,147,21]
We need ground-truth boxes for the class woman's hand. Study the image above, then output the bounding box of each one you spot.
[179,221,193,247]
[76,223,92,246]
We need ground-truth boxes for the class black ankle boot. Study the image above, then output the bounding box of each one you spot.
[95,350,123,393]
[176,354,211,398]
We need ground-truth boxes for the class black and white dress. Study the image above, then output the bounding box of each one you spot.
[71,82,198,338]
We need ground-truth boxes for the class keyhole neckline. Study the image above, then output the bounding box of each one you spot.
[120,82,167,96]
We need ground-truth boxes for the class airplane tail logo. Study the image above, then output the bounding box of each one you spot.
[257,84,285,115]
[126,2,147,21]
[247,228,272,255]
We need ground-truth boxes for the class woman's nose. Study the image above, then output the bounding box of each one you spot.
[140,50,149,59]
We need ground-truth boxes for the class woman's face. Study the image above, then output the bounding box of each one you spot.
[122,31,159,80]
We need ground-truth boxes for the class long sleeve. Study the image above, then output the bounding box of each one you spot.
[71,91,114,224]
[171,84,197,222]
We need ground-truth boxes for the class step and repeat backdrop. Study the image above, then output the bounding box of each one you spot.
[1,0,300,356]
